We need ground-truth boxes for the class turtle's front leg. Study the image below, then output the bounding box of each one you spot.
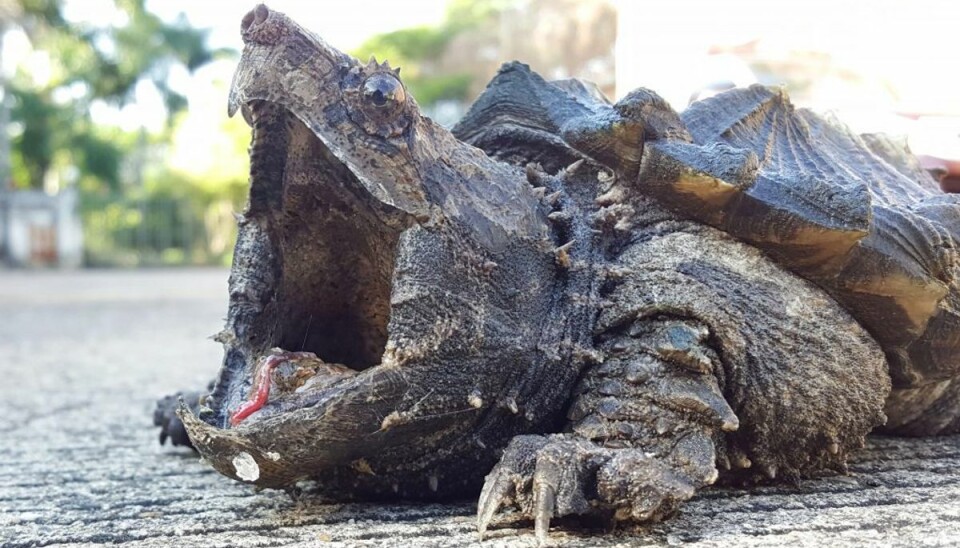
[479,225,891,540]
[479,317,734,540]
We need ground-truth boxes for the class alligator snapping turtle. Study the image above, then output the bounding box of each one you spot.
[154,4,960,540]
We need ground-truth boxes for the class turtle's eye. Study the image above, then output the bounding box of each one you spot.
[363,74,405,110]
[349,70,409,137]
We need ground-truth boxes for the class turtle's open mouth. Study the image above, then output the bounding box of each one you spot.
[179,94,422,477]
[225,100,413,424]
[250,100,406,367]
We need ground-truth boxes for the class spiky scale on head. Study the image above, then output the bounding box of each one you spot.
[365,55,401,76]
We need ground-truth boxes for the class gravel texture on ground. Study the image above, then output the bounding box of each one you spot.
[2,268,959,547]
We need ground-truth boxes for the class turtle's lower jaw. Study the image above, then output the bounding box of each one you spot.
[227,350,357,426]
[177,358,408,488]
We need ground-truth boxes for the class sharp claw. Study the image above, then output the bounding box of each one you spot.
[533,480,556,545]
[477,465,512,539]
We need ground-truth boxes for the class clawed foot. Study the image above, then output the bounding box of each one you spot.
[153,390,206,448]
[477,434,700,543]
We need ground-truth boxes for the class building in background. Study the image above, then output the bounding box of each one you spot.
[0,186,83,267]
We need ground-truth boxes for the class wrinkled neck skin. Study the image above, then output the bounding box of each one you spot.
[180,6,598,499]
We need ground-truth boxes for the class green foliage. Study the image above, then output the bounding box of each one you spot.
[17,0,68,27]
[411,73,474,105]
[95,3,223,107]
[8,86,61,188]
[7,81,134,191]
[80,190,239,267]
[81,164,247,267]
[79,104,253,266]
[353,26,454,64]
[445,0,515,29]
[5,0,227,191]
[70,128,128,190]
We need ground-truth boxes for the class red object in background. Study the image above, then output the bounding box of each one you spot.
[28,225,57,265]
[918,155,960,194]
[944,176,960,194]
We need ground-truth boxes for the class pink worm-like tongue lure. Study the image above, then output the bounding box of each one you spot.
[230,352,312,426]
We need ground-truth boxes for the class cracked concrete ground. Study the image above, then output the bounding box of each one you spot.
[2,268,960,547]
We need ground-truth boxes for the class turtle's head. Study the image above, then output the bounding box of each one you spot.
[178,5,576,496]
[229,4,429,222]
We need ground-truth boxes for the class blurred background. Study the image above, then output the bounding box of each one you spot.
[0,0,958,269]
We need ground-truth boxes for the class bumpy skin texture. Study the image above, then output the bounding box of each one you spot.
[453,66,890,537]
[155,4,959,540]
